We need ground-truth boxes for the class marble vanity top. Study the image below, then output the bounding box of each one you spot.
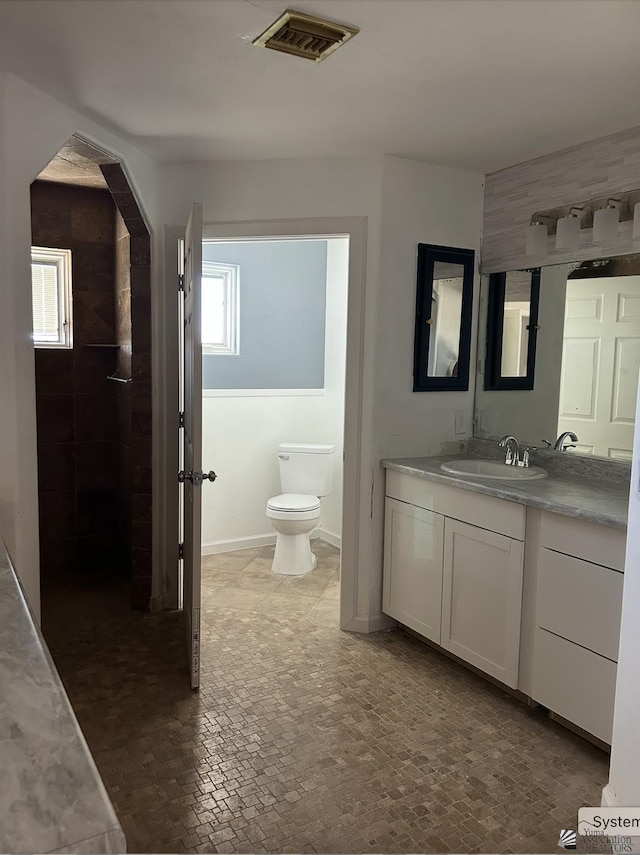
[0,539,125,854]
[381,455,630,531]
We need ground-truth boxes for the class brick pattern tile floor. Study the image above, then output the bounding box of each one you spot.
[43,540,609,854]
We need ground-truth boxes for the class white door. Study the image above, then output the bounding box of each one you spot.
[558,276,640,459]
[441,518,523,688]
[182,203,203,689]
[382,498,444,643]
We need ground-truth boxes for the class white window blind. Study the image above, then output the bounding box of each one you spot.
[31,247,72,348]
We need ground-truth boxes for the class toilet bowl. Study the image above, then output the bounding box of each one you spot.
[266,493,321,576]
[266,443,335,576]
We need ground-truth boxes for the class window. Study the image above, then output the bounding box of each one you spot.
[31,246,72,348]
[202,261,240,354]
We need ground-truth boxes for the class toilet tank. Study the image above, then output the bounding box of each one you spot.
[278,443,336,497]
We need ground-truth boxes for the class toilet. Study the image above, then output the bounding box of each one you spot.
[266,442,336,576]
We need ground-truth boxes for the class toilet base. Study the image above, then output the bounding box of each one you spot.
[272,533,317,576]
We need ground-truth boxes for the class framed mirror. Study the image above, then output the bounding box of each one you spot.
[413,243,475,392]
[485,268,541,391]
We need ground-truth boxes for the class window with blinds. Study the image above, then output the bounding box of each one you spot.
[31,247,72,348]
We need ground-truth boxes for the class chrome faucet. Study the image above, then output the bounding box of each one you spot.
[553,431,579,451]
[498,435,521,466]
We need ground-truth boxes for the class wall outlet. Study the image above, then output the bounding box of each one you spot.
[480,410,492,433]
[454,410,467,435]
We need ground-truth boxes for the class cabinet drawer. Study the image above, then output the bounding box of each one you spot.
[385,470,525,540]
[540,512,626,571]
[533,628,617,744]
[537,549,623,661]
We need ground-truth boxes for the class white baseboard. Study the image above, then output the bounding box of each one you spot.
[202,529,341,556]
[202,533,276,556]
[601,783,620,807]
[314,528,341,548]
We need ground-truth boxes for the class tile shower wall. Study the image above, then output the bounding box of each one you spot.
[101,163,152,609]
[483,124,640,273]
[32,181,119,580]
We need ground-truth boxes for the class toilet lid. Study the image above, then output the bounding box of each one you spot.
[267,493,320,512]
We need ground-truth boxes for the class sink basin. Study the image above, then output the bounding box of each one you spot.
[440,459,548,480]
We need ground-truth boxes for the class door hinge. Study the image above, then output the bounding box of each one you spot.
[178,543,184,560]
[179,411,185,428]
[178,273,185,291]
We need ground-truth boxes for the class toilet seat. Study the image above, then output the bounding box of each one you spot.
[267,493,320,512]
[266,493,320,522]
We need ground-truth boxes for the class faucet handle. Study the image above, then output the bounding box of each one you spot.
[542,439,553,449]
[520,447,537,467]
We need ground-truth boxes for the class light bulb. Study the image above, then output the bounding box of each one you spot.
[525,222,547,256]
[556,214,581,251]
[593,204,619,243]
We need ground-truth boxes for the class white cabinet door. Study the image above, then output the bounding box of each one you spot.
[382,498,444,643]
[442,519,524,688]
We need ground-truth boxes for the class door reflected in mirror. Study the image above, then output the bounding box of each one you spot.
[501,272,532,377]
[427,262,465,377]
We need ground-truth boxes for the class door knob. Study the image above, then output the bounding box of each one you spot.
[178,470,217,486]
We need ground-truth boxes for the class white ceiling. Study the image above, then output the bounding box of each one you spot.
[2,0,640,173]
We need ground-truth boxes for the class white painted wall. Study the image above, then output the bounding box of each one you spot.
[321,237,349,542]
[200,237,348,552]
[606,381,640,807]
[370,156,485,617]
[0,73,161,618]
[159,154,485,629]
[160,156,382,628]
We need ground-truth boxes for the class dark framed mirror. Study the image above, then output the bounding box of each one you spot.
[413,243,475,392]
[485,268,541,391]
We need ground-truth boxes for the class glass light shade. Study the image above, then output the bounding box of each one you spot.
[525,222,547,256]
[593,206,619,243]
[633,202,640,239]
[555,215,581,251]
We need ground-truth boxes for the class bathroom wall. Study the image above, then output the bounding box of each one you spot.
[202,240,327,390]
[483,123,640,273]
[31,181,119,579]
[200,237,348,552]
[0,73,160,618]
[160,154,484,629]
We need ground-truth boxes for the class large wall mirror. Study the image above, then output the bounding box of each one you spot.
[475,254,640,461]
[413,243,475,392]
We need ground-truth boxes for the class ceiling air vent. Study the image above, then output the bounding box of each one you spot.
[253,10,358,63]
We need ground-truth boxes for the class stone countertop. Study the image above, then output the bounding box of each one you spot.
[381,455,630,531]
[0,539,126,855]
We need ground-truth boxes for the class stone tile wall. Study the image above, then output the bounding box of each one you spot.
[483,124,640,273]
[101,163,152,610]
[32,181,119,580]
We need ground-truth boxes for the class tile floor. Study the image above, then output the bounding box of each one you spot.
[44,539,609,854]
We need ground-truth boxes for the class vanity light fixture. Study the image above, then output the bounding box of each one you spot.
[555,207,583,251]
[593,199,620,243]
[525,218,548,257]
[527,189,640,253]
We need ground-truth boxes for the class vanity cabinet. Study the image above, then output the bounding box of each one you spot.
[383,499,444,643]
[531,513,625,744]
[442,519,523,687]
[382,471,525,688]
